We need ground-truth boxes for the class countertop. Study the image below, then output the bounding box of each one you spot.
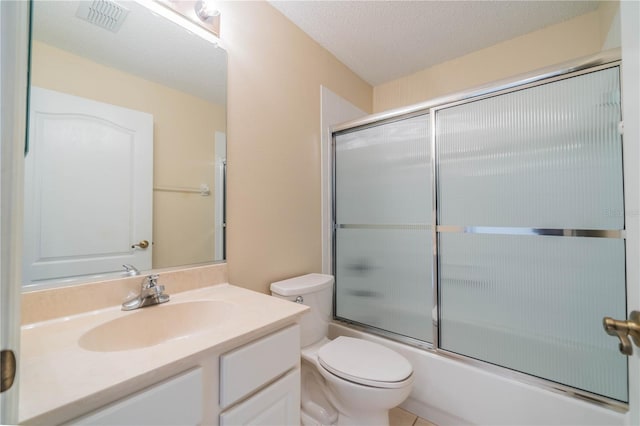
[19,283,308,424]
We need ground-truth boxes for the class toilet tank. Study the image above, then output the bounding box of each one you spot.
[270,274,333,347]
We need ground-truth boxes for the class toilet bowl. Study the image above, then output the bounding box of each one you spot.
[271,274,414,426]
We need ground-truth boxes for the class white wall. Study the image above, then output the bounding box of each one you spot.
[320,86,366,274]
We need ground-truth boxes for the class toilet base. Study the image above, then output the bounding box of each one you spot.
[300,354,412,426]
[301,360,339,426]
[302,399,338,426]
[301,409,332,426]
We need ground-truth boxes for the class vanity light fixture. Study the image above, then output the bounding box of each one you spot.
[140,0,221,46]
[194,0,220,22]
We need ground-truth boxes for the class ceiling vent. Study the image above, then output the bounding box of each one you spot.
[76,0,129,33]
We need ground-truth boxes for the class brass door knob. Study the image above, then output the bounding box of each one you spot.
[131,240,150,249]
[1,350,16,393]
[603,311,640,356]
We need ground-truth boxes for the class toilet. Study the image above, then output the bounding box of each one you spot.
[270,273,414,426]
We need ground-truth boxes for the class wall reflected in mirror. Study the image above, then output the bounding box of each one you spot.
[24,0,227,288]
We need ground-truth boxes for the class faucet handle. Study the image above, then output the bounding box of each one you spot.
[142,274,160,289]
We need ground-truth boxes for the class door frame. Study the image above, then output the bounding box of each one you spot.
[320,85,367,275]
[0,0,29,423]
[621,0,640,423]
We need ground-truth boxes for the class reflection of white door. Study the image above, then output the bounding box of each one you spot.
[23,87,153,283]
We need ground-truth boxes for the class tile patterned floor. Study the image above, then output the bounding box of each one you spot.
[389,407,437,426]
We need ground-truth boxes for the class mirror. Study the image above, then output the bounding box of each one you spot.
[24,0,227,288]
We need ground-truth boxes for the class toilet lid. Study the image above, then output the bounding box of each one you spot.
[317,337,413,388]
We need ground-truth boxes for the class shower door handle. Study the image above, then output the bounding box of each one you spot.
[603,311,640,356]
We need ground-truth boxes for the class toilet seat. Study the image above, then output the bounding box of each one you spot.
[317,337,413,389]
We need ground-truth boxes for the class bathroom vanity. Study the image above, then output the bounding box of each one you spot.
[19,283,308,425]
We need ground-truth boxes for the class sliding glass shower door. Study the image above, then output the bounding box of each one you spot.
[435,67,626,402]
[334,114,433,342]
[333,63,627,403]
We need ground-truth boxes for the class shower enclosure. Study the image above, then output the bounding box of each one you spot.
[332,51,627,408]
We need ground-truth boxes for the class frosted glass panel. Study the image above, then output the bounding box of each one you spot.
[334,114,432,342]
[335,115,430,225]
[336,228,432,341]
[439,233,627,402]
[437,67,623,229]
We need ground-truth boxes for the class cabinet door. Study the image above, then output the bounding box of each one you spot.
[220,325,299,408]
[66,369,202,425]
[219,369,300,426]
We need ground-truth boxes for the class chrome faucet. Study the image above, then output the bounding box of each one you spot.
[121,274,170,311]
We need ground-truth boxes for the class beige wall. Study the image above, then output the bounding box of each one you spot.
[219,1,625,294]
[31,41,226,269]
[373,3,619,112]
[217,1,372,293]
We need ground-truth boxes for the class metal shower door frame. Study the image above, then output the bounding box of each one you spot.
[331,49,626,411]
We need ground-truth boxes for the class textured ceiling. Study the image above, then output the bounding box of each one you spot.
[269,0,600,86]
[32,1,226,105]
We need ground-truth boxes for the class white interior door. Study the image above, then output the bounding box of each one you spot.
[24,87,153,284]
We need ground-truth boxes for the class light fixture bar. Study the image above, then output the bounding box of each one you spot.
[135,0,221,46]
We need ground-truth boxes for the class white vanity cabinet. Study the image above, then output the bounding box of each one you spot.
[63,325,301,426]
[66,369,203,426]
[20,283,308,425]
[219,325,301,425]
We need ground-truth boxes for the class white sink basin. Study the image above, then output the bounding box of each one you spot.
[79,300,236,352]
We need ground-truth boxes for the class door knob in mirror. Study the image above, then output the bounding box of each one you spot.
[131,240,150,249]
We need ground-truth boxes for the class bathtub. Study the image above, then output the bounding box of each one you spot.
[329,322,625,426]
